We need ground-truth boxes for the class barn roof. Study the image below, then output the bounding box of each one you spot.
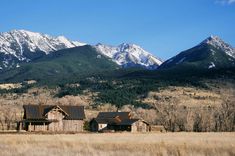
[23,105,85,120]
[93,118,119,124]
[92,118,147,125]
[117,119,140,125]
[92,112,148,126]
[97,112,131,120]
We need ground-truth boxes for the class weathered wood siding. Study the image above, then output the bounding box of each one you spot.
[27,120,84,132]
[28,124,47,132]
[131,120,149,132]
[27,109,84,132]
[23,105,85,132]
[47,110,64,131]
[63,120,84,132]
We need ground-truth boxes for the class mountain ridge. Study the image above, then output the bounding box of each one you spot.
[0,30,235,84]
[0,29,86,69]
[159,36,235,70]
[95,43,163,69]
[200,35,235,58]
[0,29,162,70]
[0,45,119,83]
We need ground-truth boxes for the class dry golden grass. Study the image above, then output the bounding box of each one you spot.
[0,132,234,156]
[143,86,227,107]
[0,83,22,90]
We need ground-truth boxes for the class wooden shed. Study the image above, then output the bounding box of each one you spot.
[90,112,150,132]
[21,105,85,132]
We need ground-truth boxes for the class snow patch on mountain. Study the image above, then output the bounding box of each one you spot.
[95,43,162,69]
[208,62,216,69]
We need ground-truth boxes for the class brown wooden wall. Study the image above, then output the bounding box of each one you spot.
[27,120,84,132]
[47,109,64,131]
[131,120,149,132]
[63,120,84,132]
[28,124,47,132]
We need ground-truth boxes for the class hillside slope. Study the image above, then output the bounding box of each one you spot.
[0,30,86,69]
[0,45,119,83]
[159,36,235,69]
[0,30,162,70]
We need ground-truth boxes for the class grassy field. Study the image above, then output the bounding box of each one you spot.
[0,132,234,156]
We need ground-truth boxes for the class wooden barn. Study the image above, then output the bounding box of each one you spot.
[20,105,85,132]
[90,112,149,132]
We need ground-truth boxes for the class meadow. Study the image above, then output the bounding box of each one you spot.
[0,132,234,156]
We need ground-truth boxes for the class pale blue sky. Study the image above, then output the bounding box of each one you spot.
[0,0,234,60]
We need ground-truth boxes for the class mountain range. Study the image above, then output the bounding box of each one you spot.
[95,43,162,69]
[0,29,234,84]
[0,30,162,70]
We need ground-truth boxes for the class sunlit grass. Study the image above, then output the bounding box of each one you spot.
[0,132,234,156]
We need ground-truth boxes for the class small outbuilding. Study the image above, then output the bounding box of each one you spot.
[90,112,149,132]
[20,105,85,132]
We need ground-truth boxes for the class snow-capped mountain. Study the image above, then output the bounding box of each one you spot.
[201,35,235,58]
[0,29,86,69]
[0,29,162,70]
[95,43,162,69]
[159,36,235,69]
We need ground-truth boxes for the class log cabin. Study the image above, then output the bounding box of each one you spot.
[20,105,85,132]
[90,112,150,132]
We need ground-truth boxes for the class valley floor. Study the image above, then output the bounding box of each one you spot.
[0,132,234,156]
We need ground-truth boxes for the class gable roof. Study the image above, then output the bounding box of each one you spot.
[92,117,147,126]
[23,105,85,120]
[44,105,69,116]
[117,119,140,125]
[97,112,131,120]
[92,118,118,124]
[92,111,148,126]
